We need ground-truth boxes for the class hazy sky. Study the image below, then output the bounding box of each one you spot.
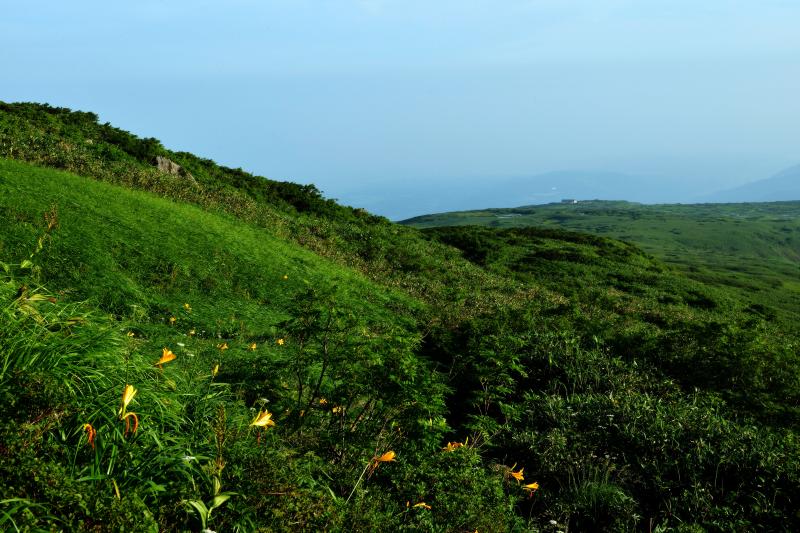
[2,1,799,216]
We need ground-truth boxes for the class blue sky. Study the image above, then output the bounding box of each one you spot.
[2,1,799,217]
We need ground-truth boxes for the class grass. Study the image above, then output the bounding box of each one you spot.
[0,157,418,330]
[402,200,800,321]
[1,102,800,530]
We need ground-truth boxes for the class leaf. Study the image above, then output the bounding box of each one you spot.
[211,493,232,510]
[184,500,208,529]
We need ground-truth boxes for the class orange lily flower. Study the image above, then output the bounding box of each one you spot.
[118,384,137,416]
[82,423,96,449]
[523,482,540,492]
[510,466,525,482]
[443,440,466,452]
[250,410,276,428]
[412,502,432,510]
[375,450,396,463]
[155,347,176,369]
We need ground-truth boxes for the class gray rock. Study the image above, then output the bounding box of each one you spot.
[155,156,197,185]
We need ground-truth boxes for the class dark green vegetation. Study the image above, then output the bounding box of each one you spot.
[1,102,799,531]
[403,200,800,322]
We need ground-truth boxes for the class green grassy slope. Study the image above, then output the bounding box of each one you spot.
[0,158,456,531]
[402,200,800,320]
[0,157,415,329]
[1,103,800,531]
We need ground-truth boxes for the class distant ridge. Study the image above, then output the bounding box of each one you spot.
[704,163,800,202]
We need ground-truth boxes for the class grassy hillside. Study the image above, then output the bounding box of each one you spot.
[402,200,800,321]
[1,103,800,531]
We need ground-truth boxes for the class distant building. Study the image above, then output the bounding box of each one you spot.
[561,199,578,204]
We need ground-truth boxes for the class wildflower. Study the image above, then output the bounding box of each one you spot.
[155,347,176,369]
[183,302,192,311]
[332,406,343,414]
[250,410,276,428]
[367,450,396,476]
[282,275,288,280]
[126,331,135,337]
[122,412,139,435]
[412,502,432,510]
[119,384,137,416]
[375,450,396,463]
[523,482,540,492]
[510,466,525,483]
[443,440,466,452]
[169,316,176,325]
[189,329,196,336]
[248,342,257,351]
[212,364,220,378]
[82,423,96,449]
[319,398,328,405]
[276,338,285,346]
[217,342,228,351]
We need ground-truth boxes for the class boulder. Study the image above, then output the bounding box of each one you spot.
[155,156,197,185]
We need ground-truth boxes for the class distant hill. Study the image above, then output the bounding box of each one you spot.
[703,163,800,202]
[354,170,715,220]
[402,199,800,320]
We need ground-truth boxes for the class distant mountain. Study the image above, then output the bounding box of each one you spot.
[703,164,800,203]
[343,170,706,220]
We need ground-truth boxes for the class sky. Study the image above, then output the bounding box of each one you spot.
[2,1,799,218]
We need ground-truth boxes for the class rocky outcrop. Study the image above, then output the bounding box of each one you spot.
[155,156,197,185]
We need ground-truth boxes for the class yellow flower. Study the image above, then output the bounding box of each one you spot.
[155,347,176,368]
[282,275,288,280]
[318,398,328,405]
[250,410,276,428]
[183,302,192,311]
[189,329,196,336]
[82,423,96,449]
[169,316,176,325]
[523,482,540,492]
[122,412,139,435]
[119,384,137,416]
[510,467,525,483]
[217,342,229,351]
[212,364,220,378]
[276,338,285,346]
[412,502,432,510]
[248,342,257,351]
[332,406,343,414]
[443,440,467,452]
[126,331,135,337]
[375,450,396,463]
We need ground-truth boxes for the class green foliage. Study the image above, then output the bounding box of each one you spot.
[1,102,800,530]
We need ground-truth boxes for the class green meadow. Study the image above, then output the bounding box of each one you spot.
[1,103,799,531]
[403,200,800,321]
